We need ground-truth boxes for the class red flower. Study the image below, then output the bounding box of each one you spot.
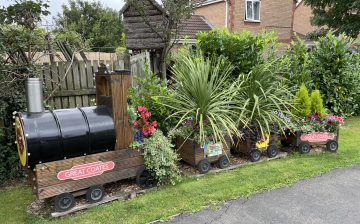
[137,106,147,113]
[132,120,138,127]
[151,121,158,127]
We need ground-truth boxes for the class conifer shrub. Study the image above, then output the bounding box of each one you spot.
[293,84,311,117]
[310,90,326,116]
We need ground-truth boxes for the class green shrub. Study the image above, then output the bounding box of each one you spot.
[236,59,295,135]
[293,84,311,117]
[309,32,360,116]
[142,130,179,185]
[196,28,278,79]
[162,50,244,145]
[310,90,326,116]
[128,65,176,135]
[281,35,312,90]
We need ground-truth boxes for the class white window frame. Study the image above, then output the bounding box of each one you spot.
[245,0,261,22]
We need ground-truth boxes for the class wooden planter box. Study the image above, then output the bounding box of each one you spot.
[233,133,279,162]
[281,129,339,153]
[176,137,231,174]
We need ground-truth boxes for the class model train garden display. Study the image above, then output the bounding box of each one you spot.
[14,67,150,212]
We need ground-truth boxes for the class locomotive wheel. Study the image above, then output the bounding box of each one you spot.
[86,185,105,203]
[298,142,311,154]
[136,167,156,188]
[218,155,230,169]
[326,140,338,153]
[197,159,211,174]
[267,145,279,158]
[54,193,75,212]
[250,149,261,162]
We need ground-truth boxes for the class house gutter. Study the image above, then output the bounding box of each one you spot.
[225,0,228,28]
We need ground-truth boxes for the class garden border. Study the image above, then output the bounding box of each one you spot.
[50,152,288,218]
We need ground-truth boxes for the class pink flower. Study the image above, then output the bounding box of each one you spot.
[132,121,138,127]
[137,106,147,113]
[151,121,158,127]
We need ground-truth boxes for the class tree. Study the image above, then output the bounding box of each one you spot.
[304,0,360,38]
[126,0,202,80]
[54,0,123,52]
[0,0,49,182]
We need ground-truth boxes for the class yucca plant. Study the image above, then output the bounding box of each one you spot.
[161,50,247,145]
[237,59,295,136]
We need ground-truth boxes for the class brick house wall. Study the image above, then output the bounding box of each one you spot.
[194,1,227,28]
[194,0,296,42]
[293,1,317,36]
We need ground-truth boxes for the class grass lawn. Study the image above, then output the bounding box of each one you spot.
[1,117,360,224]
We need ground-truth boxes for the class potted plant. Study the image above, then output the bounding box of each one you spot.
[281,85,343,153]
[162,51,245,174]
[233,60,296,162]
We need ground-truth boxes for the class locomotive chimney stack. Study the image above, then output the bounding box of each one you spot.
[26,78,44,113]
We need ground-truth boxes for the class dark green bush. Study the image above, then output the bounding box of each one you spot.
[309,33,360,116]
[281,35,312,90]
[196,28,278,79]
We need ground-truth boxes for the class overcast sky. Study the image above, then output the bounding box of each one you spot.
[0,0,126,25]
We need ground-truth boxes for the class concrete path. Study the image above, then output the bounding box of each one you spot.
[164,164,360,224]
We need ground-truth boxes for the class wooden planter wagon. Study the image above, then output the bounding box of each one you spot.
[281,129,339,154]
[176,137,231,174]
[14,68,153,212]
[232,132,279,162]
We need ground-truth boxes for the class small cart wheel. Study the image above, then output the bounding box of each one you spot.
[250,149,261,162]
[197,159,211,174]
[136,167,156,188]
[54,193,75,212]
[298,142,311,154]
[86,185,105,203]
[218,155,230,169]
[267,145,279,158]
[326,140,338,153]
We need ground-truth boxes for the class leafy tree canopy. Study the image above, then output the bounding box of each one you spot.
[54,0,124,52]
[304,0,360,38]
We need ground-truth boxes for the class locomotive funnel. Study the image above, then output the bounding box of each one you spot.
[26,78,44,113]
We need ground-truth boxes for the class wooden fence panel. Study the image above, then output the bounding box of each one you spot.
[43,55,130,109]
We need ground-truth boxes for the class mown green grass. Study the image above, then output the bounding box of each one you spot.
[1,117,360,224]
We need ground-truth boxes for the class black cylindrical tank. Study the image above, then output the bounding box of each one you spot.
[15,106,115,167]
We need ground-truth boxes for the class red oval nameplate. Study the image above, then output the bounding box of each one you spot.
[57,161,115,181]
[300,132,336,143]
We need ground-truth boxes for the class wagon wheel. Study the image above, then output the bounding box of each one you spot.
[197,159,211,174]
[54,193,75,212]
[326,140,338,153]
[218,155,230,169]
[86,185,105,203]
[267,145,279,158]
[136,167,156,188]
[298,142,311,154]
[249,148,261,162]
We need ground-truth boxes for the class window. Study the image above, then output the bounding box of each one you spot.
[245,0,261,22]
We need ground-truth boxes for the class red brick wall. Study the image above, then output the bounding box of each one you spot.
[194,2,227,28]
[293,1,317,35]
[231,0,295,42]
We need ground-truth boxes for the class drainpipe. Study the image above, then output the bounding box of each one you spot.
[225,0,228,28]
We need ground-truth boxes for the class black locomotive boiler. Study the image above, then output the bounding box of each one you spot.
[15,68,146,212]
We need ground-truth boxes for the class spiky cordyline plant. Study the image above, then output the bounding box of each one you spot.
[237,59,295,136]
[162,50,247,145]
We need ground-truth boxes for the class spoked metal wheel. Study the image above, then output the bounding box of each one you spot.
[54,193,75,212]
[86,185,105,203]
[250,148,261,162]
[326,140,338,153]
[197,159,211,174]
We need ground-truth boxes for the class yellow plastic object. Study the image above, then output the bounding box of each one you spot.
[15,117,27,167]
[256,134,270,149]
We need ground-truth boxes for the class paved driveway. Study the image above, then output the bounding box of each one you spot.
[164,164,360,224]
